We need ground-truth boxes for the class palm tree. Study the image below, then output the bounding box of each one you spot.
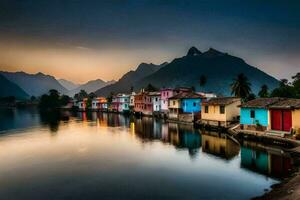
[199,75,207,91]
[230,73,252,99]
[258,84,269,98]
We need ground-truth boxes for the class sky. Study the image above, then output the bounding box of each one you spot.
[0,0,299,84]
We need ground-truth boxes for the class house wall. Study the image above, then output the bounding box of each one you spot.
[168,99,181,109]
[161,89,174,111]
[225,100,241,122]
[201,105,226,122]
[152,96,161,112]
[240,108,269,127]
[181,98,201,113]
[292,109,300,133]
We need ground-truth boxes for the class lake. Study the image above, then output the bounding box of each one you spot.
[0,108,298,200]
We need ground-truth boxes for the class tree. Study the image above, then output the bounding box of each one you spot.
[39,89,70,109]
[279,79,289,87]
[245,93,256,102]
[258,84,269,98]
[144,84,158,92]
[30,96,37,101]
[74,90,88,100]
[230,73,252,99]
[88,92,96,99]
[60,95,71,106]
[292,72,300,98]
[199,75,207,90]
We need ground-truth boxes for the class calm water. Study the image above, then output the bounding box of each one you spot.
[0,108,298,200]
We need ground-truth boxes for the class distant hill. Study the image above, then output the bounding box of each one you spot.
[95,62,167,96]
[135,47,279,95]
[69,79,116,96]
[0,74,29,99]
[58,79,80,90]
[0,71,68,97]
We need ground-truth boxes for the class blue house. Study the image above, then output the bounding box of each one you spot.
[178,92,204,113]
[240,98,281,131]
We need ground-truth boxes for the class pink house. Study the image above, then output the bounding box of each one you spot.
[160,87,192,113]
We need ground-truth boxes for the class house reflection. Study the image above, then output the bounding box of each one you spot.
[240,142,294,178]
[201,131,240,160]
[166,123,202,157]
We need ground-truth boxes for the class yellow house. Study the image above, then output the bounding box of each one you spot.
[201,97,241,127]
[168,97,181,119]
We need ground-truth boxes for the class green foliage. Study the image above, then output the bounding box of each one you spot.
[88,92,96,99]
[60,95,71,106]
[230,73,252,99]
[270,73,299,98]
[74,90,88,100]
[244,93,256,102]
[30,96,37,101]
[258,84,269,98]
[144,83,158,92]
[106,92,114,104]
[39,89,71,109]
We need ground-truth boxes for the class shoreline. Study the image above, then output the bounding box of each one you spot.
[253,168,300,200]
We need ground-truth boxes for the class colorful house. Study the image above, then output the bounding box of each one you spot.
[201,97,241,127]
[134,91,161,115]
[129,92,136,111]
[160,88,176,113]
[240,98,282,131]
[134,92,146,114]
[112,94,130,113]
[149,92,161,113]
[91,97,108,111]
[160,87,192,113]
[77,98,88,111]
[268,98,300,134]
[168,92,204,119]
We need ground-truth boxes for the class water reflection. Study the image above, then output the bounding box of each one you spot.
[0,108,299,200]
[241,141,295,178]
[201,131,240,160]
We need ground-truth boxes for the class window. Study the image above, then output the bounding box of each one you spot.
[193,102,196,107]
[167,92,169,96]
[173,101,176,106]
[220,105,225,114]
[205,106,208,113]
[155,97,158,102]
[250,110,255,118]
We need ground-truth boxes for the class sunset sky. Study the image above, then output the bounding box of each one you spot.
[0,0,299,84]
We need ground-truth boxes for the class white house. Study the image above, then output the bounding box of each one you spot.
[149,92,161,112]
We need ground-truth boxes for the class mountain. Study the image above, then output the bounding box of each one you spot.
[0,74,29,99]
[135,47,279,95]
[0,71,68,97]
[95,62,167,96]
[58,79,80,90]
[69,79,116,96]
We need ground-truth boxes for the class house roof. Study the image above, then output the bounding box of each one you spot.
[169,92,205,100]
[268,98,300,109]
[147,92,161,96]
[240,97,283,108]
[202,97,240,106]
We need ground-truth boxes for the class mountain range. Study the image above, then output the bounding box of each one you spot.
[58,79,80,90]
[95,47,279,96]
[68,79,116,96]
[0,46,280,99]
[94,62,167,96]
[0,74,29,99]
[0,71,68,97]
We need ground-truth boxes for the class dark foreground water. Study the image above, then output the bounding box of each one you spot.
[0,108,298,200]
